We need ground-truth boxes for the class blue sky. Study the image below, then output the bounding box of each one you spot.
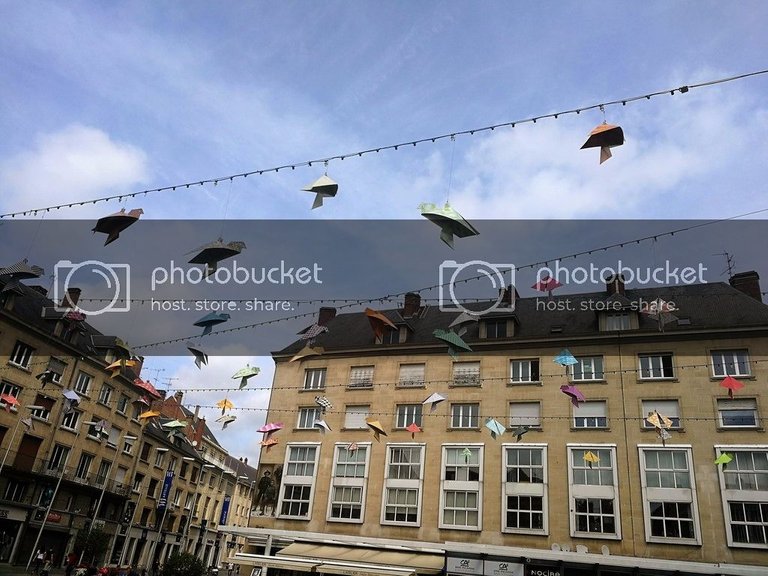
[2,1,767,464]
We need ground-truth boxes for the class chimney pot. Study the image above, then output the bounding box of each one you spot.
[605,274,626,296]
[317,307,336,326]
[729,271,762,302]
[174,391,183,403]
[244,457,248,465]
[403,292,421,317]
[60,287,81,308]
[499,285,518,307]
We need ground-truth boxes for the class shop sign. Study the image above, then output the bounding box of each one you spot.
[447,556,484,575]
[484,560,524,576]
[526,565,561,576]
[47,512,62,523]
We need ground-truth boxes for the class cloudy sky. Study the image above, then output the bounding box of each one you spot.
[2,1,767,464]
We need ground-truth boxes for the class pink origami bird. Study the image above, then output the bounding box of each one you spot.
[560,384,585,407]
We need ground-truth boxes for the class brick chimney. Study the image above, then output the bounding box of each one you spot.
[403,292,421,317]
[60,287,81,309]
[729,271,762,302]
[605,274,626,296]
[499,285,518,307]
[318,307,336,326]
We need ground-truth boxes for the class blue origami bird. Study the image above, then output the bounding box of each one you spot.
[194,312,231,336]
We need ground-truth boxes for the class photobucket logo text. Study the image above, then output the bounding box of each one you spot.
[537,260,708,286]
[151,260,323,290]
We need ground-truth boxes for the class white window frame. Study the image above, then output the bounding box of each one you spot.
[510,359,540,384]
[570,356,605,382]
[73,371,92,395]
[9,340,34,369]
[75,453,94,481]
[277,442,321,520]
[638,445,701,545]
[717,398,760,429]
[639,353,675,380]
[297,406,323,429]
[303,368,326,390]
[398,363,425,387]
[604,312,631,331]
[61,410,81,431]
[381,444,425,527]
[348,366,375,389]
[641,400,681,429]
[452,361,480,387]
[716,445,768,549]
[107,427,120,448]
[343,405,370,429]
[573,401,608,429]
[327,443,371,523]
[48,444,70,472]
[451,403,479,429]
[568,444,621,540]
[98,384,113,406]
[509,402,541,428]
[155,450,166,468]
[117,394,130,415]
[439,444,483,531]
[711,349,751,378]
[395,404,423,429]
[123,436,135,455]
[502,444,548,535]
[95,460,111,486]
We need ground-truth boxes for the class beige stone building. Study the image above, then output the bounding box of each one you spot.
[226,272,768,575]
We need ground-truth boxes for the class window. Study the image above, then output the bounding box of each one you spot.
[180,462,188,479]
[9,340,33,368]
[190,468,199,483]
[398,364,425,387]
[718,399,759,428]
[510,359,540,384]
[381,328,400,344]
[48,444,70,472]
[453,362,480,386]
[484,319,507,338]
[451,404,479,429]
[140,442,152,462]
[98,385,113,406]
[75,453,94,481]
[503,445,547,534]
[509,402,541,428]
[185,493,194,510]
[639,447,700,544]
[568,445,620,539]
[348,366,374,389]
[395,404,423,429]
[604,312,631,331]
[107,427,120,447]
[278,444,320,519]
[169,456,178,472]
[303,368,326,390]
[297,407,322,429]
[573,401,608,429]
[382,445,424,525]
[639,353,674,379]
[440,446,482,530]
[712,349,751,377]
[73,371,93,395]
[114,466,127,488]
[4,479,27,502]
[328,444,370,522]
[61,410,81,431]
[155,450,166,468]
[132,473,144,493]
[173,488,182,506]
[570,356,604,381]
[123,436,135,455]
[46,358,66,383]
[642,400,681,429]
[717,448,768,547]
[87,421,105,441]
[0,381,21,409]
[117,395,130,414]
[344,405,370,429]
[147,478,159,499]
[30,394,54,421]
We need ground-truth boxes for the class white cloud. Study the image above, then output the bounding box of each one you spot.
[0,124,148,217]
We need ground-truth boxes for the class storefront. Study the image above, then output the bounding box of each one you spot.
[0,506,26,564]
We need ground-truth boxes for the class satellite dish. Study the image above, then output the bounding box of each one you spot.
[561,545,571,552]
[550,544,561,551]
[601,545,610,556]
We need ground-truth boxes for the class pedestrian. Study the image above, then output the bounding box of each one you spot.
[41,558,52,576]
[34,549,45,575]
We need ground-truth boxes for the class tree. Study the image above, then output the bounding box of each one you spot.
[159,552,206,576]
[73,527,111,565]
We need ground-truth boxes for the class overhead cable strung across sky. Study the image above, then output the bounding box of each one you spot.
[1,69,767,219]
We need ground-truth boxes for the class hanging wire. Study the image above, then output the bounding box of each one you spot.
[2,69,767,219]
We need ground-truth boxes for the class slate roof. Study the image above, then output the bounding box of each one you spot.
[275,282,768,357]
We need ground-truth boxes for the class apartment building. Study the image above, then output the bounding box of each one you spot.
[226,272,768,575]
[0,265,246,570]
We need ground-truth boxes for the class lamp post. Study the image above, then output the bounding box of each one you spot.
[115,434,139,567]
[0,405,44,476]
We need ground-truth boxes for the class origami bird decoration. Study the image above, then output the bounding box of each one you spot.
[406,422,422,439]
[133,396,151,407]
[216,414,237,430]
[511,425,530,442]
[0,394,19,412]
[290,344,324,362]
[105,359,138,378]
[433,329,472,359]
[92,208,144,246]
[583,451,600,468]
[232,365,260,389]
[554,349,578,368]
[720,376,744,399]
[216,398,234,415]
[714,453,733,467]
[162,420,188,440]
[21,416,34,431]
[91,420,110,437]
[36,370,57,388]
[420,202,479,248]
[194,312,231,337]
[138,410,161,420]
[422,392,447,413]
[0,259,44,280]
[260,437,278,452]
[303,174,339,209]
[366,419,388,442]
[299,323,329,340]
[560,384,585,408]
[313,419,332,434]
[462,447,473,463]
[163,420,187,430]
[581,123,624,164]
[656,428,672,447]
[449,311,480,337]
[365,308,397,340]
[62,389,81,415]
[187,344,209,369]
[646,410,673,431]
[532,276,563,295]
[187,238,246,277]
[257,422,284,439]
[315,396,333,413]
[641,298,678,331]
[346,442,359,452]
[485,418,506,440]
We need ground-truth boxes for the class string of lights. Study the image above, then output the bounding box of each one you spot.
[2,69,767,220]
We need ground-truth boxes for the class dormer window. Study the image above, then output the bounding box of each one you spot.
[381,327,401,345]
[484,319,508,339]
[605,312,631,331]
